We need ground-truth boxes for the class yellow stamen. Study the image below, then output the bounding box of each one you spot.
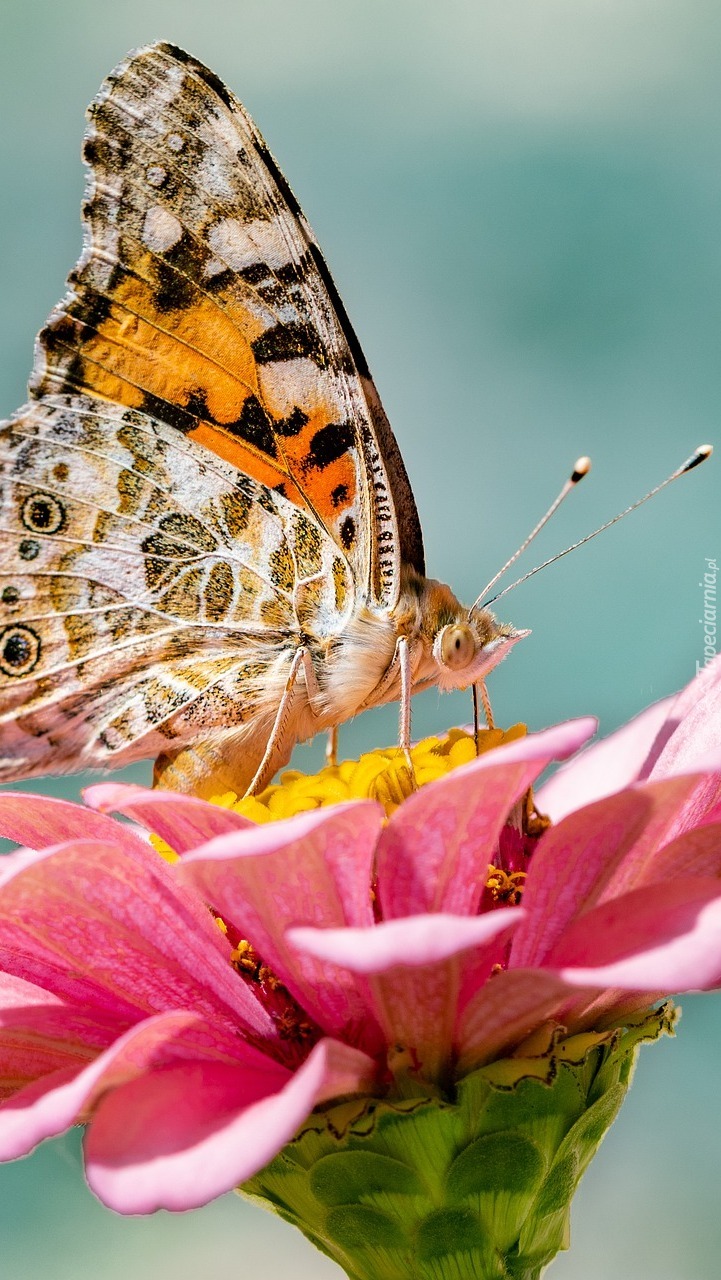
[486,865,527,905]
[230,938,263,978]
[276,1010,316,1041]
[149,833,179,863]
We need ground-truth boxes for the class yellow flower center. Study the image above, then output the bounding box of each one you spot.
[150,725,527,864]
[212,725,527,823]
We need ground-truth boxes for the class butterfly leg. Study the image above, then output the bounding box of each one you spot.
[472,680,495,755]
[245,646,310,797]
[325,725,339,768]
[397,636,417,787]
[479,680,495,729]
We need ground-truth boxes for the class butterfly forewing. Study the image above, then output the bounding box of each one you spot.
[30,42,423,607]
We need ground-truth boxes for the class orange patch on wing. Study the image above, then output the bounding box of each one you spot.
[311,451,357,524]
[269,403,358,523]
[64,355,146,413]
[55,253,362,528]
[189,422,304,503]
[90,272,263,421]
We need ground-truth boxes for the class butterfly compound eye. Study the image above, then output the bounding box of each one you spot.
[436,623,477,671]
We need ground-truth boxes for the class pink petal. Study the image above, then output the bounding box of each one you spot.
[642,655,721,779]
[179,804,384,1049]
[84,1037,377,1212]
[510,788,651,969]
[288,910,523,974]
[0,792,148,858]
[536,696,674,822]
[550,877,721,991]
[291,911,522,1080]
[511,775,721,969]
[456,968,571,1071]
[0,839,277,1044]
[0,1010,206,1159]
[84,783,255,853]
[0,845,49,888]
[0,974,122,1089]
[377,720,596,920]
[603,820,721,894]
[0,985,118,1051]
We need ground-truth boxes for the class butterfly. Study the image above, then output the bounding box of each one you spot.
[0,41,523,798]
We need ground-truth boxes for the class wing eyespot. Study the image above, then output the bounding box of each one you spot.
[21,492,66,536]
[0,625,42,677]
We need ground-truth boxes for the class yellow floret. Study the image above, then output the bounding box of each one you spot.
[212,725,526,823]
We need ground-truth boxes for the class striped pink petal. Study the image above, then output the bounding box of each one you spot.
[179,804,384,1051]
[535,696,673,821]
[84,782,255,853]
[377,719,596,919]
[550,878,721,991]
[84,1036,377,1212]
[290,910,522,1079]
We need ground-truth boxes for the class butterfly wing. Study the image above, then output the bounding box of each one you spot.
[1,42,424,784]
[31,41,424,607]
[0,394,352,783]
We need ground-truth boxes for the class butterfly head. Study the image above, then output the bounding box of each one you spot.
[433,612,527,692]
[411,577,528,693]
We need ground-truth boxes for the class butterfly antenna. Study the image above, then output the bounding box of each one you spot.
[468,456,591,617]
[480,444,713,611]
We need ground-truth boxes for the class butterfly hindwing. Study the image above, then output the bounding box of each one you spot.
[0,395,353,778]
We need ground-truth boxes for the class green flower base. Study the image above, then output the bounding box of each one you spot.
[241,1004,675,1280]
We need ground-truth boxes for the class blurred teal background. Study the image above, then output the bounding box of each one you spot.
[1,0,720,1275]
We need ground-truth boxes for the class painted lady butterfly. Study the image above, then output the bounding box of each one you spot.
[0,42,522,797]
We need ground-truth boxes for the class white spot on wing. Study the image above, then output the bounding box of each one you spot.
[208,217,294,271]
[142,206,184,253]
[258,359,345,418]
[203,257,227,279]
[146,165,167,188]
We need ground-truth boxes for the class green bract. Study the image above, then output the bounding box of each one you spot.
[242,1004,674,1280]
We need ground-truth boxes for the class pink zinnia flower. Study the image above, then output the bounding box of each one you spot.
[0,657,719,1278]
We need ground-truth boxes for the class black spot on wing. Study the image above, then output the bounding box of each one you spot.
[154,259,197,313]
[82,132,132,174]
[340,516,356,550]
[237,263,268,286]
[21,493,66,535]
[184,389,212,419]
[276,406,308,437]
[331,483,348,508]
[251,322,326,367]
[163,230,211,282]
[204,267,235,294]
[141,392,196,434]
[0,625,41,677]
[225,395,278,457]
[72,289,112,331]
[306,422,355,471]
